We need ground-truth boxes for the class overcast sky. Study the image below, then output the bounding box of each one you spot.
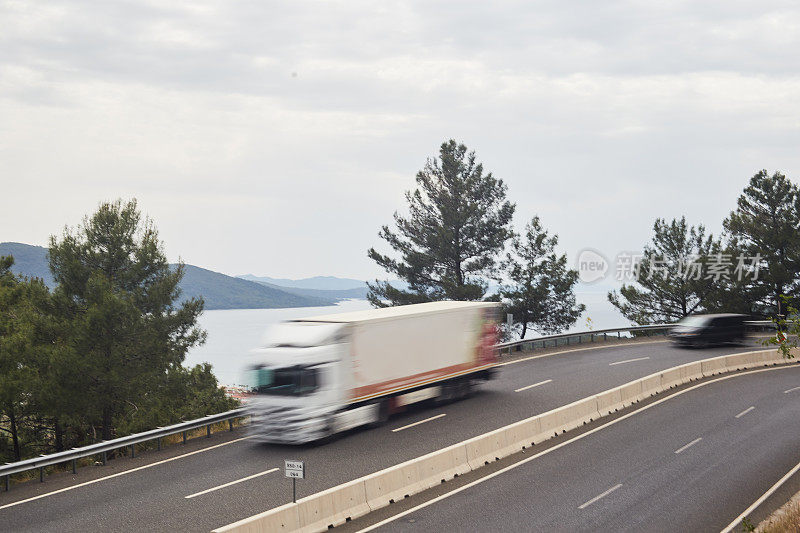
[2,0,799,281]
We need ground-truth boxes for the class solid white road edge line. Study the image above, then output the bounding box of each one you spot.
[391,414,446,433]
[356,365,796,533]
[514,379,553,393]
[784,385,800,394]
[0,436,254,511]
[735,406,755,418]
[720,457,800,533]
[578,483,623,510]
[674,438,702,454]
[185,468,279,499]
[609,357,650,366]
[498,341,667,367]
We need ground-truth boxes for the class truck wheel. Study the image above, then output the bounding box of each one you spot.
[436,382,457,405]
[369,399,390,427]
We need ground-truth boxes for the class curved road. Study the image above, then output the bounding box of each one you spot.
[0,337,782,532]
[361,365,800,532]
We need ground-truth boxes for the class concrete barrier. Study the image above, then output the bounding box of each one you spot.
[701,357,728,377]
[363,460,422,510]
[595,387,624,415]
[217,349,796,533]
[414,443,470,491]
[640,372,662,398]
[214,502,300,533]
[498,417,539,455]
[465,427,511,469]
[554,397,600,432]
[296,479,370,532]
[618,380,644,405]
[679,361,703,382]
[659,367,683,389]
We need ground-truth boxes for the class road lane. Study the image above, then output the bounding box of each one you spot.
[0,337,782,532]
[363,366,800,532]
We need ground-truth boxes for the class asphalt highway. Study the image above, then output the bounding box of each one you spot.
[0,337,782,532]
[365,365,800,532]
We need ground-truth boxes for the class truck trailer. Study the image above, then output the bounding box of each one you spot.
[246,300,500,444]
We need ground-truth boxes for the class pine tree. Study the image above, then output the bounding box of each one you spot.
[48,199,206,441]
[367,140,515,306]
[723,170,800,315]
[0,256,53,461]
[608,217,718,324]
[500,217,584,339]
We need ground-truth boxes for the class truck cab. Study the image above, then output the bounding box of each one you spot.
[246,322,349,443]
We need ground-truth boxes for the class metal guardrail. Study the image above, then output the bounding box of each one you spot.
[496,320,776,355]
[1,407,247,490]
[0,319,780,491]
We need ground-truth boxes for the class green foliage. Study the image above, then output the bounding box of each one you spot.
[500,216,584,339]
[367,140,515,306]
[762,295,798,359]
[608,217,719,324]
[0,256,59,460]
[723,170,800,316]
[0,199,239,465]
[48,199,211,440]
[740,516,756,532]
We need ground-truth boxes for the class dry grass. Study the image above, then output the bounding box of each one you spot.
[758,500,800,532]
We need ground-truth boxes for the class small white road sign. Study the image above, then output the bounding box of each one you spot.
[284,460,305,479]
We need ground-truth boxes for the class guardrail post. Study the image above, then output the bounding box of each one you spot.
[5,474,9,492]
[228,419,234,432]
[39,466,44,482]
[618,331,621,338]
[102,451,107,465]
[157,437,161,451]
[182,431,187,445]
[130,444,135,458]
[206,424,211,438]
[591,334,594,342]
[604,333,607,341]
[72,459,77,474]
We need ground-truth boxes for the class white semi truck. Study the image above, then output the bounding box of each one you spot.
[246,301,500,444]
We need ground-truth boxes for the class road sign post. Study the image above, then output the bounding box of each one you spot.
[284,459,305,503]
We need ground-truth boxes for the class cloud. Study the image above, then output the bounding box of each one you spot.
[1,0,799,279]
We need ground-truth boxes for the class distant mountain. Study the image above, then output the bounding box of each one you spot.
[252,280,368,300]
[0,242,55,287]
[177,265,333,310]
[0,242,334,311]
[238,274,367,290]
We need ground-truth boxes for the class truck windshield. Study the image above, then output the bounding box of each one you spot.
[249,366,319,396]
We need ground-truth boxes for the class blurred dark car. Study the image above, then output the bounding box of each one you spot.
[668,313,747,347]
